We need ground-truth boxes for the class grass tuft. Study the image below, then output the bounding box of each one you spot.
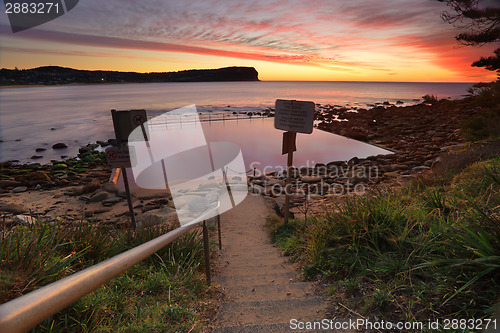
[271,149,500,324]
[0,221,216,332]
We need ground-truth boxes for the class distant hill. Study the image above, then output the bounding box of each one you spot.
[0,66,259,85]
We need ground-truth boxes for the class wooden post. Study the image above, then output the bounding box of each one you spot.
[111,110,136,230]
[274,99,315,224]
[282,132,296,225]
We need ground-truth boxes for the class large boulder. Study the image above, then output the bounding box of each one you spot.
[82,178,101,194]
[0,202,27,214]
[170,195,204,209]
[0,180,23,189]
[136,206,178,229]
[12,186,28,193]
[27,171,50,181]
[188,197,211,214]
[102,196,122,206]
[300,175,324,183]
[52,143,68,149]
[88,191,110,202]
[101,182,120,194]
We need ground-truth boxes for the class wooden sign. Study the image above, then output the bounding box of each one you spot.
[105,146,136,168]
[111,109,148,143]
[274,99,315,134]
[274,99,315,225]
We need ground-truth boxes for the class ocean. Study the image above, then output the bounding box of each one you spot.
[0,81,472,164]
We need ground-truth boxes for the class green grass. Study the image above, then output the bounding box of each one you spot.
[272,148,500,326]
[0,220,217,332]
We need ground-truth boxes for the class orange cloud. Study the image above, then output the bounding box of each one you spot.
[0,0,496,81]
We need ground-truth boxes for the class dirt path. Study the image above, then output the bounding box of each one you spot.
[210,194,335,332]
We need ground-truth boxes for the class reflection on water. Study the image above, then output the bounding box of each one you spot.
[200,117,391,172]
[118,117,391,192]
[0,81,469,163]
[128,116,390,177]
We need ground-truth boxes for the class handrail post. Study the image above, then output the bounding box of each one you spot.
[252,167,256,193]
[217,215,222,250]
[202,220,211,285]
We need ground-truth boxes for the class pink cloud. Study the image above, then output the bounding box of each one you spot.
[0,24,353,71]
[1,0,496,80]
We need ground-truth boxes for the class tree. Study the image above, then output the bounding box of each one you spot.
[439,0,500,73]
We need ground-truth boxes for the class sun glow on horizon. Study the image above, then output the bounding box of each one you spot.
[0,0,497,83]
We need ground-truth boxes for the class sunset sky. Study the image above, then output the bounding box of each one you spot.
[0,0,497,82]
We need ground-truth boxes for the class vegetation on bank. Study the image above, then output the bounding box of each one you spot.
[271,140,500,330]
[0,221,217,332]
[461,80,500,141]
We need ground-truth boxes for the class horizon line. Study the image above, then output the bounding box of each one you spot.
[1,65,487,84]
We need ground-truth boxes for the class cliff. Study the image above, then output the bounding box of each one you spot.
[0,66,259,85]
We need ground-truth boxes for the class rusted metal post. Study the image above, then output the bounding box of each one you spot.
[202,220,211,285]
[252,167,256,193]
[217,215,222,250]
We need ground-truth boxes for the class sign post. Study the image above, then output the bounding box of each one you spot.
[282,131,296,225]
[109,109,148,229]
[274,99,315,225]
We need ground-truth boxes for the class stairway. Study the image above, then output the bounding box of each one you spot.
[210,195,333,332]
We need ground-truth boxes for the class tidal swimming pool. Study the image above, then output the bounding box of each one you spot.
[199,117,391,172]
[118,116,392,193]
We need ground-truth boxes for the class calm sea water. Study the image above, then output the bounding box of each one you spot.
[0,81,471,164]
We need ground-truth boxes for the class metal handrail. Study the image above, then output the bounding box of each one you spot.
[145,113,273,128]
[0,221,201,333]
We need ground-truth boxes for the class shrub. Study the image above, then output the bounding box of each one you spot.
[467,81,500,108]
[422,94,438,104]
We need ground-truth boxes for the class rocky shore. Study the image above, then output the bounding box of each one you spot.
[0,145,173,228]
[250,98,481,218]
[0,98,478,227]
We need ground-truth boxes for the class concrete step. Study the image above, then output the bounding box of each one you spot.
[216,263,297,277]
[218,250,283,260]
[221,238,275,244]
[221,282,316,302]
[216,296,329,326]
[213,271,300,287]
[210,320,354,333]
[209,322,318,333]
[219,243,279,250]
[218,256,290,267]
